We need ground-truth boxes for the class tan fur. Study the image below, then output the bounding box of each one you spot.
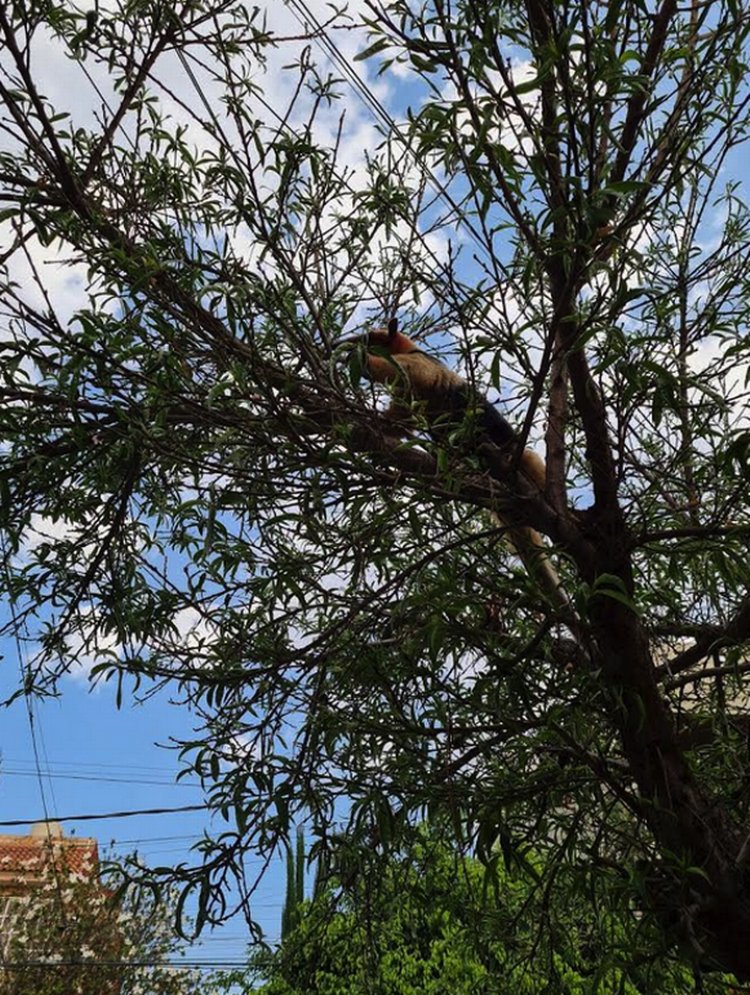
[367,350,465,428]
[492,453,569,609]
[363,323,569,608]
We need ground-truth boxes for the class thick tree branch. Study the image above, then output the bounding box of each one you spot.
[610,0,679,185]
[666,659,750,692]
[657,593,750,681]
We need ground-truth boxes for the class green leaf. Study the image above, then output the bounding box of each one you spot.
[589,574,641,615]
[354,37,390,62]
[603,180,651,196]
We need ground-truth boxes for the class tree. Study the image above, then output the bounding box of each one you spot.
[1,856,211,995]
[2,0,750,980]
[224,831,733,994]
[281,827,306,941]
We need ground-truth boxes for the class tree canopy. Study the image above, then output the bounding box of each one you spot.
[229,830,732,995]
[3,0,750,981]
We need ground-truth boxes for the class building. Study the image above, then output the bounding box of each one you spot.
[0,822,116,994]
[0,821,99,897]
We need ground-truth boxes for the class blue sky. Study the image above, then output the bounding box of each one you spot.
[0,660,280,968]
[0,0,389,972]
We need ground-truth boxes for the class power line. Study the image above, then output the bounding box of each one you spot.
[106,833,201,845]
[284,0,491,260]
[0,803,209,828]
[0,561,55,829]
[0,536,69,922]
[0,767,200,787]
[1,958,250,970]
[0,753,187,774]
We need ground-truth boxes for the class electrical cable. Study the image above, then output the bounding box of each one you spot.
[2,755,191,774]
[0,803,209,828]
[0,767,200,787]
[0,958,251,970]
[175,35,486,318]
[0,535,69,923]
[284,0,491,260]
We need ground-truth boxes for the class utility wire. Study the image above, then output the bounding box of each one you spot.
[0,536,68,922]
[1,767,200,787]
[284,0,492,261]
[176,27,490,323]
[1,958,250,970]
[0,803,209,828]
[1,755,191,774]
[107,833,201,844]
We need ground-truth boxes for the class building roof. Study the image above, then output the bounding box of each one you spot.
[0,823,99,893]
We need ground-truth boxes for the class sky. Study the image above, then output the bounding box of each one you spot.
[0,674,258,969]
[0,0,400,974]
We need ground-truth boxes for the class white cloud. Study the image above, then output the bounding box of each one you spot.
[50,604,123,685]
[20,507,117,568]
[171,605,217,653]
